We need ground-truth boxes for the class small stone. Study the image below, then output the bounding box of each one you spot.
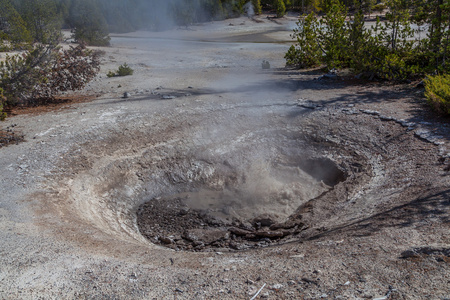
[379,115,393,121]
[401,249,419,258]
[252,214,276,227]
[255,230,287,239]
[360,109,380,116]
[177,207,190,216]
[229,227,252,236]
[318,73,338,80]
[344,281,351,285]
[193,240,204,247]
[159,236,173,244]
[270,283,283,290]
[298,101,321,109]
[123,92,131,98]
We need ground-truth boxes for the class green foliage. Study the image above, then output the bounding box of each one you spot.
[39,43,101,97]
[320,0,348,69]
[252,0,262,14]
[69,0,111,46]
[286,0,450,80]
[0,43,57,105]
[285,13,322,67]
[425,74,450,116]
[275,0,286,17]
[286,0,351,69]
[118,63,134,76]
[0,0,32,47]
[107,63,134,77]
[107,70,116,78]
[0,88,6,121]
[15,0,62,43]
[372,3,387,12]
[0,39,101,108]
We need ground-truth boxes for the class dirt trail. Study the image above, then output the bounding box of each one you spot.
[0,15,449,299]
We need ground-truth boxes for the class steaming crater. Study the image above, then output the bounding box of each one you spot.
[136,149,348,251]
[52,104,375,253]
[63,132,360,252]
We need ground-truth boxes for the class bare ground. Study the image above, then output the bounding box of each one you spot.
[0,15,449,299]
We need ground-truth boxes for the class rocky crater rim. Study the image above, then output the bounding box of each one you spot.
[52,124,371,253]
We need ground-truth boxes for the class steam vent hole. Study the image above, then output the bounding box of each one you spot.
[137,136,347,252]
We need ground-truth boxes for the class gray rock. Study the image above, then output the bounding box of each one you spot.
[397,119,416,128]
[360,109,380,116]
[270,283,283,290]
[298,100,322,109]
[318,73,338,80]
[183,229,229,245]
[341,108,358,115]
[414,129,444,144]
[379,115,394,121]
[252,214,276,227]
[123,92,131,98]
[159,236,174,244]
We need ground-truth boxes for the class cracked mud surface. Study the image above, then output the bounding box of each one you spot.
[0,15,449,299]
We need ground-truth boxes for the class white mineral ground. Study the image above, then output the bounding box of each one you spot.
[0,14,449,299]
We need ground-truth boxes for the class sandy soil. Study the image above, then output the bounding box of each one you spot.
[0,14,449,299]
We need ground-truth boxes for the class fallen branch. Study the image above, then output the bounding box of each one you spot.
[250,283,266,300]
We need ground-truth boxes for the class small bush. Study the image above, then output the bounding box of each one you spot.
[107,63,134,77]
[0,42,101,110]
[424,74,450,116]
[0,88,6,121]
[117,63,134,76]
[372,3,386,12]
[262,60,270,69]
[275,0,286,17]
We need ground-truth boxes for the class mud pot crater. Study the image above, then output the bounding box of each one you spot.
[53,105,384,253]
[136,133,352,252]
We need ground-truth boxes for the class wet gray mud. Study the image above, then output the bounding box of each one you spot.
[136,129,351,251]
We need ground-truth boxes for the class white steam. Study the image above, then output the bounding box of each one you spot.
[244,2,255,18]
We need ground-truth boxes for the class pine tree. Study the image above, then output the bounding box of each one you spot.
[18,0,62,43]
[275,0,286,17]
[69,0,110,46]
[0,0,31,46]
